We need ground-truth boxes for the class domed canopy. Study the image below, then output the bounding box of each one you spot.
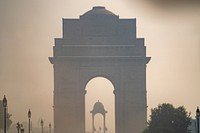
[90,101,107,115]
[80,6,117,18]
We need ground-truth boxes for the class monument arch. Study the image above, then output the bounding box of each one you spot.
[85,77,115,133]
[49,6,151,133]
[82,74,118,92]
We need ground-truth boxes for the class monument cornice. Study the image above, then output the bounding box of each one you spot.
[49,56,151,64]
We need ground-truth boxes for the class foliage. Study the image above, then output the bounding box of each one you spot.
[0,100,12,132]
[144,103,192,133]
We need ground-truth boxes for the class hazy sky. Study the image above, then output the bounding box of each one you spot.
[0,0,199,132]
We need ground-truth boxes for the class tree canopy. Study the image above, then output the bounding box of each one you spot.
[0,100,12,132]
[144,103,192,133]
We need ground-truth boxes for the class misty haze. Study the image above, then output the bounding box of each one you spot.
[0,1,199,133]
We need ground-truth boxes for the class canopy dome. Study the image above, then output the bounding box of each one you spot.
[90,101,107,115]
[80,6,117,19]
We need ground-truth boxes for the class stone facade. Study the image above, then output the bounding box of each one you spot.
[49,6,150,133]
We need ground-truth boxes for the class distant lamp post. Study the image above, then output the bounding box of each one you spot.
[49,123,51,133]
[196,107,200,133]
[3,95,7,133]
[28,109,31,133]
[41,119,44,133]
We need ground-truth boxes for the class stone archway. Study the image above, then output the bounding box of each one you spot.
[49,6,150,133]
[85,77,115,133]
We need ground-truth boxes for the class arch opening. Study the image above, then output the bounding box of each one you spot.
[85,77,115,133]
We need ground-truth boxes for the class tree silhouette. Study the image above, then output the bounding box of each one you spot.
[0,100,12,132]
[144,103,191,133]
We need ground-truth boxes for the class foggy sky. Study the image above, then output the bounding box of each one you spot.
[0,0,199,131]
